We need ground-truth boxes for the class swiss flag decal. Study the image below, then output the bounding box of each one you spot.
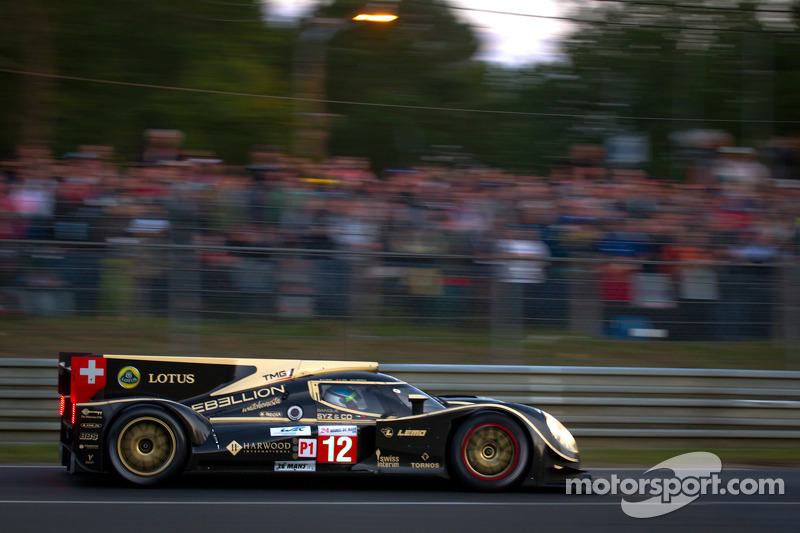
[71,357,107,404]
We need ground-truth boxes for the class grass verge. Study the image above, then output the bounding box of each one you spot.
[1,316,796,369]
[0,444,59,464]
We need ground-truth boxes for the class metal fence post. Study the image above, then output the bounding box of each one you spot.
[490,264,523,363]
[569,264,602,337]
[783,260,800,370]
[168,246,201,355]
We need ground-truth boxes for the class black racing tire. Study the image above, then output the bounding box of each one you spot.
[448,412,530,492]
[107,406,187,486]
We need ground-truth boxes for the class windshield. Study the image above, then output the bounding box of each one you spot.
[378,383,445,417]
[315,381,445,418]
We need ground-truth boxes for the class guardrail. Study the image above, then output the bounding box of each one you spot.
[2,359,800,446]
[383,364,800,446]
[0,359,60,444]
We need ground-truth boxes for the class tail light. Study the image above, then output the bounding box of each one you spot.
[60,395,75,424]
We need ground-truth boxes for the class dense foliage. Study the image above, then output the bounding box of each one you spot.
[0,1,798,174]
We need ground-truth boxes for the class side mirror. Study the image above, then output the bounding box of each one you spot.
[408,394,427,416]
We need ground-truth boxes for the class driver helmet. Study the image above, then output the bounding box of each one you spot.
[324,386,367,410]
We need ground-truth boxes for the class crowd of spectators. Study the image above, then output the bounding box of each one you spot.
[0,142,798,340]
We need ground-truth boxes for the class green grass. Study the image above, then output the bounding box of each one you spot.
[0,445,59,464]
[0,316,795,369]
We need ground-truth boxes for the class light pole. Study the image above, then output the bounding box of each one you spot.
[291,3,397,160]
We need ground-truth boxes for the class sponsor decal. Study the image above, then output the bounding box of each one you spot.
[318,433,357,464]
[275,461,316,472]
[227,440,292,456]
[263,369,294,382]
[85,454,95,465]
[375,450,400,468]
[148,373,195,385]
[227,441,242,456]
[78,444,99,450]
[191,385,286,414]
[242,397,282,414]
[297,438,317,458]
[117,366,140,389]
[317,407,364,418]
[80,422,102,429]
[319,425,357,436]
[81,408,103,419]
[398,429,427,437]
[380,427,394,438]
[287,405,303,421]
[317,413,357,421]
[71,357,107,404]
[243,442,292,452]
[412,452,439,468]
[270,426,311,437]
[258,411,283,418]
[79,433,99,441]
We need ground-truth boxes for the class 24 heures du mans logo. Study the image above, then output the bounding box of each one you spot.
[117,366,195,389]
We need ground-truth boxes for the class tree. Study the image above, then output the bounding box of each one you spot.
[505,0,800,176]
[0,1,296,161]
[316,0,485,172]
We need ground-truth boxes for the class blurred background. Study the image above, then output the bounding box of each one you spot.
[1,0,800,371]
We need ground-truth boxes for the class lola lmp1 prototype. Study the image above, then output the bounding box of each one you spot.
[58,352,584,491]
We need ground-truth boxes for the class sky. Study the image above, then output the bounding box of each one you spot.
[264,0,571,65]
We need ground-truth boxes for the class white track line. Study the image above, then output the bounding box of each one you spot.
[0,500,796,506]
[1,465,786,471]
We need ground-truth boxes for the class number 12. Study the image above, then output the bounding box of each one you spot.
[320,435,355,463]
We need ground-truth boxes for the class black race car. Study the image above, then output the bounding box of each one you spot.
[58,352,584,491]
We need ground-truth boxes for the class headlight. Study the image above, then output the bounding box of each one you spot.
[544,412,578,454]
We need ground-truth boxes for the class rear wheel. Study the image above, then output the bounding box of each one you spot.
[449,412,530,491]
[107,407,187,486]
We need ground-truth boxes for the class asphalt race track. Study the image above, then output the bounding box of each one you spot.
[1,465,797,533]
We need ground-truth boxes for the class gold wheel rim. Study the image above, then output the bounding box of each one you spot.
[117,417,176,476]
[463,424,517,479]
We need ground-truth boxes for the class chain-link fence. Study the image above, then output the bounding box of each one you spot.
[2,239,798,368]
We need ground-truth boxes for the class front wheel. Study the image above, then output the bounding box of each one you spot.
[107,407,187,486]
[449,412,530,491]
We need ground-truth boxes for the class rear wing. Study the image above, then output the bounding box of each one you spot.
[58,351,97,427]
[58,351,94,397]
